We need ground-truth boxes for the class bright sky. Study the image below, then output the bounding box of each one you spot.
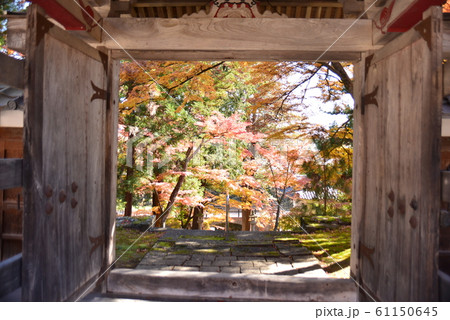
[304,94,354,128]
[288,66,354,128]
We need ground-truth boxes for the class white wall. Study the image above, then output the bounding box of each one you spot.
[0,110,23,127]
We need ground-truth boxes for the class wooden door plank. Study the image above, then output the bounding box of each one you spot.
[23,5,47,301]
[23,6,110,301]
[360,48,380,298]
[101,51,119,281]
[396,43,414,301]
[379,51,397,301]
[417,7,442,301]
[350,56,364,286]
[353,6,442,301]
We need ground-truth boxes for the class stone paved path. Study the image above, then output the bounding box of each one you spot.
[136,229,327,277]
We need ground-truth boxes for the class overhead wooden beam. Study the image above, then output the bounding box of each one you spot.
[372,0,444,44]
[6,17,27,54]
[110,49,362,62]
[30,0,103,41]
[108,0,131,17]
[102,17,377,60]
[339,0,365,18]
[0,159,23,190]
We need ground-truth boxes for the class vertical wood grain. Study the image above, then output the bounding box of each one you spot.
[23,6,110,301]
[100,51,119,289]
[353,7,442,301]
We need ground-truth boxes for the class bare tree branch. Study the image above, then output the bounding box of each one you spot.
[319,62,353,97]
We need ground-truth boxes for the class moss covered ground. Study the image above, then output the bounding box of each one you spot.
[293,225,351,275]
[114,227,164,268]
[114,223,351,277]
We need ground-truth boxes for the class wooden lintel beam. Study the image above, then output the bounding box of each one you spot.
[372,0,444,44]
[102,18,378,55]
[110,49,362,62]
[31,0,103,42]
[0,159,23,190]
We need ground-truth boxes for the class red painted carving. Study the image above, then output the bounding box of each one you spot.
[213,0,257,18]
[374,0,396,34]
[78,0,101,31]
[387,0,444,33]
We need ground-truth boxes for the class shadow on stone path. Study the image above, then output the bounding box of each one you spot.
[136,229,327,277]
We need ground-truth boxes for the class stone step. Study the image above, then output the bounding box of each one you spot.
[107,269,357,302]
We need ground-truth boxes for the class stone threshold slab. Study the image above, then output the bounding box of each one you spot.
[107,269,357,302]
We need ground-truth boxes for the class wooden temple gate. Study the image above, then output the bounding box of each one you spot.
[0,0,448,301]
[352,10,443,301]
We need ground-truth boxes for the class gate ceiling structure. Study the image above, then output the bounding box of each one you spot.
[7,0,447,301]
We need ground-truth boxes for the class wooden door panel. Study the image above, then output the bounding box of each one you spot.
[351,8,442,301]
[23,6,118,301]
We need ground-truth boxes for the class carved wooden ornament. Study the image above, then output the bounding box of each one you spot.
[183,0,286,18]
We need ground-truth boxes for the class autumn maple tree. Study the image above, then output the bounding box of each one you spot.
[117,57,354,230]
[255,143,310,230]
[118,60,274,228]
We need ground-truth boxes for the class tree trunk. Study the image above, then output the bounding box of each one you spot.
[181,207,194,229]
[124,190,133,217]
[192,206,204,230]
[323,163,328,215]
[225,190,230,232]
[152,189,163,228]
[124,144,135,217]
[273,204,281,231]
[242,208,251,231]
[159,146,194,226]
